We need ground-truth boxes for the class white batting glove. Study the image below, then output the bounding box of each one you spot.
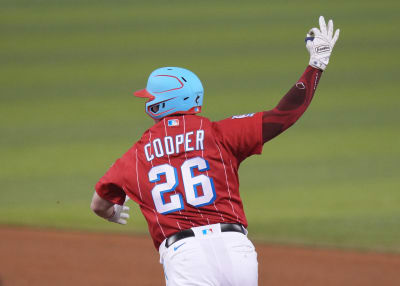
[107,197,130,225]
[306,16,340,71]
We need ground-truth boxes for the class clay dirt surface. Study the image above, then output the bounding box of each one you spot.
[1,227,399,286]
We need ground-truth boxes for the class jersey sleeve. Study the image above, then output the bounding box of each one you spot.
[213,112,263,163]
[95,158,127,205]
[262,66,322,143]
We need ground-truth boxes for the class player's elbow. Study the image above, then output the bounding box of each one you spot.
[90,201,110,218]
[90,192,114,217]
[90,200,100,214]
[90,200,102,216]
[90,192,102,213]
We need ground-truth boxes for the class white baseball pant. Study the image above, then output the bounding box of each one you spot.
[159,223,258,286]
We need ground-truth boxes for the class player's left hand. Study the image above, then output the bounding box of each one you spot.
[305,16,340,71]
[107,197,130,225]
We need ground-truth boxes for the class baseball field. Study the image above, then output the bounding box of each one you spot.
[1,0,399,285]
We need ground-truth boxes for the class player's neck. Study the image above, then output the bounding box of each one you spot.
[154,114,194,123]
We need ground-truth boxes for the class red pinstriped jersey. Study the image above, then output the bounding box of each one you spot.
[96,66,322,249]
[96,113,263,249]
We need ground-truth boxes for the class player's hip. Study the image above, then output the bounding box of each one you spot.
[159,223,258,285]
[159,223,257,263]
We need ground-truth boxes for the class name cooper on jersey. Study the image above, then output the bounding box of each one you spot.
[144,130,205,162]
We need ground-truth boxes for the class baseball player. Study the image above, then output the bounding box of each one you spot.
[91,16,339,285]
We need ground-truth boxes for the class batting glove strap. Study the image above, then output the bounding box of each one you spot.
[306,16,340,71]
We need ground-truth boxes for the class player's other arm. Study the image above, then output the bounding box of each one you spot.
[90,192,115,218]
[91,158,130,225]
[262,16,339,143]
[90,191,130,224]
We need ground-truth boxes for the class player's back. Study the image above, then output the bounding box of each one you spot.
[97,113,263,248]
[133,114,254,247]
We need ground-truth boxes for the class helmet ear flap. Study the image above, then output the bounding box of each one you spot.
[149,104,160,113]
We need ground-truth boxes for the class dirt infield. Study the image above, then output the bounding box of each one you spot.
[1,227,399,286]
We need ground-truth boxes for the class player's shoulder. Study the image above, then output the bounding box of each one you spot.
[154,114,213,130]
[213,112,258,123]
[187,114,212,125]
[212,112,261,127]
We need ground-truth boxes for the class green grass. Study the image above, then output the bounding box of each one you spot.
[1,0,399,252]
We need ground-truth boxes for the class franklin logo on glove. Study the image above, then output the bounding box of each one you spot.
[315,45,331,54]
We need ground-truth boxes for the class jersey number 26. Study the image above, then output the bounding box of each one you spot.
[148,157,216,214]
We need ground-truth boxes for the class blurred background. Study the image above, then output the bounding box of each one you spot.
[1,0,399,253]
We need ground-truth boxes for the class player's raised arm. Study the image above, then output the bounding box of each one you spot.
[262,16,340,143]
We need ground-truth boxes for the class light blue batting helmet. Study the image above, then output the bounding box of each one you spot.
[134,67,204,120]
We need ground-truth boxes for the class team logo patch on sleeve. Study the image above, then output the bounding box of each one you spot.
[231,113,255,119]
[167,119,180,127]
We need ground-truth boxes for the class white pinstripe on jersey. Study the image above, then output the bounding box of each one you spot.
[135,148,143,201]
[215,143,240,222]
[182,116,196,227]
[199,118,224,223]
[162,118,184,230]
[148,130,167,238]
